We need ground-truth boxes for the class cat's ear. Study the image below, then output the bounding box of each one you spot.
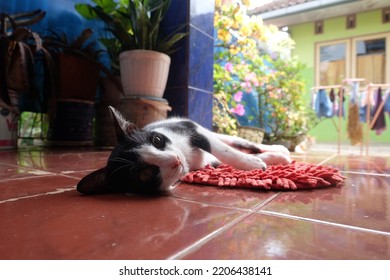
[77,168,110,194]
[108,106,137,142]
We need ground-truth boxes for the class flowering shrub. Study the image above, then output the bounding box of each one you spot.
[213,1,316,141]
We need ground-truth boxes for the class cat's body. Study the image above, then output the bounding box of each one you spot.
[77,107,291,195]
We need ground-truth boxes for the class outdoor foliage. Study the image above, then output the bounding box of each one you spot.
[213,1,316,141]
[75,0,187,55]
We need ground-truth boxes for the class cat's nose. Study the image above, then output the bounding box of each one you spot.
[171,156,182,169]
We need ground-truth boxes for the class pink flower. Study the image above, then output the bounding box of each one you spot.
[243,72,258,89]
[245,72,256,82]
[224,62,233,72]
[230,104,245,116]
[241,82,252,93]
[233,91,243,102]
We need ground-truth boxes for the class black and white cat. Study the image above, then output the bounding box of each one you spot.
[77,106,291,195]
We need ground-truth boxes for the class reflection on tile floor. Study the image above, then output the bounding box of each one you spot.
[0,147,389,259]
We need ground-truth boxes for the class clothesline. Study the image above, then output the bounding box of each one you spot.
[311,85,343,91]
[343,78,365,83]
[311,85,347,153]
[311,80,389,155]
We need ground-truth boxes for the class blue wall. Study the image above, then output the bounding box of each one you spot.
[0,0,99,39]
[0,0,215,128]
[162,0,215,128]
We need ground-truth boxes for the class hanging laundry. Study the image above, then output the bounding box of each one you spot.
[336,88,345,117]
[315,89,333,118]
[329,88,345,117]
[347,81,363,145]
[329,88,335,102]
[371,87,386,135]
[359,87,375,123]
[329,88,336,116]
[384,88,390,115]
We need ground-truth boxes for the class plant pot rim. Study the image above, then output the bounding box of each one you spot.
[119,49,170,62]
[120,95,168,103]
[237,125,265,132]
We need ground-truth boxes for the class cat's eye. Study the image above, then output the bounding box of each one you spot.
[151,134,164,149]
[139,167,154,182]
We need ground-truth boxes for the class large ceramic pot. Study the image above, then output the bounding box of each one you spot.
[119,50,170,98]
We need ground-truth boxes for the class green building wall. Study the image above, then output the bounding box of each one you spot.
[289,8,390,144]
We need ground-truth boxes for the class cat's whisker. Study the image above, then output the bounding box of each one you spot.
[108,157,132,164]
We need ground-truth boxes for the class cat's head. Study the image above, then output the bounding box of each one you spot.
[77,106,188,195]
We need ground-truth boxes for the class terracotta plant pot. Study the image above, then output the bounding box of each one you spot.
[58,53,100,100]
[119,50,170,98]
[119,96,171,128]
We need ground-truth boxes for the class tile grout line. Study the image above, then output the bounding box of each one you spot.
[166,210,254,260]
[317,153,338,165]
[313,153,390,177]
[171,191,280,213]
[342,170,390,177]
[260,210,390,237]
[170,195,252,213]
[166,193,282,260]
[189,23,214,40]
[252,192,282,211]
[0,173,55,184]
[0,187,75,204]
[0,162,56,176]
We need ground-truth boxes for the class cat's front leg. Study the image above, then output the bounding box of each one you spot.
[213,133,290,157]
[210,143,267,170]
[257,144,290,156]
[255,151,292,165]
[198,127,267,170]
[187,149,222,170]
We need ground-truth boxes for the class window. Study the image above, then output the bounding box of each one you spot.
[352,34,390,84]
[316,40,350,85]
[316,33,390,86]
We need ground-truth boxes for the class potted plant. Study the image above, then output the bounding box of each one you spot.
[213,2,317,150]
[75,0,187,98]
[0,9,49,148]
[43,28,113,145]
[44,28,109,100]
[0,9,47,106]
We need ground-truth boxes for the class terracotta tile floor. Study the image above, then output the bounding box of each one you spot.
[1,147,390,260]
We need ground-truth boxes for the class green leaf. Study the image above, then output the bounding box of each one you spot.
[93,0,118,13]
[75,4,97,20]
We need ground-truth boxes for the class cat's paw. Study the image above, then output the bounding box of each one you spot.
[240,155,267,171]
[256,151,291,165]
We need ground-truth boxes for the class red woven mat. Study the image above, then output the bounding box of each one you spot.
[181,161,346,191]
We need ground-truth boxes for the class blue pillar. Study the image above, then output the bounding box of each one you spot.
[162,0,215,129]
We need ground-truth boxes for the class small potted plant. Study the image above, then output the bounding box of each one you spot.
[213,2,317,150]
[0,9,49,148]
[44,28,109,101]
[43,28,112,145]
[75,0,187,98]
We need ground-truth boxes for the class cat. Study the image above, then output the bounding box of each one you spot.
[294,135,315,153]
[77,106,291,195]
